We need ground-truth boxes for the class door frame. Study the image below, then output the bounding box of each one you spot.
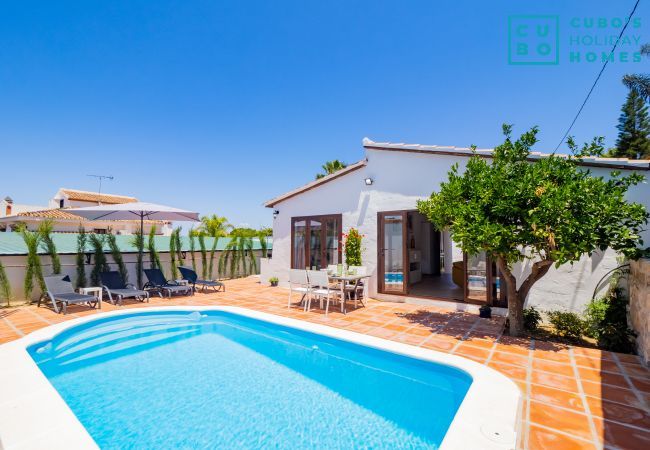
[290,214,342,269]
[377,210,409,295]
[377,209,506,306]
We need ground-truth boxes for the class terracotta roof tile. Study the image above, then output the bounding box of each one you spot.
[15,209,164,224]
[17,209,89,220]
[60,189,138,204]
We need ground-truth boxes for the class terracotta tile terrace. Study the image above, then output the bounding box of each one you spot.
[1,277,649,450]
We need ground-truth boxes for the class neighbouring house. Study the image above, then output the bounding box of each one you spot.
[263,138,650,314]
[0,188,171,235]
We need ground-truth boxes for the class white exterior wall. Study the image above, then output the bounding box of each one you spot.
[268,148,650,314]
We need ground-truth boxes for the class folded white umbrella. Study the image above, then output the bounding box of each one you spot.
[68,202,200,287]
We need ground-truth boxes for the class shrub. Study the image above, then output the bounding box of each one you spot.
[546,311,587,340]
[584,298,608,339]
[343,228,363,266]
[523,307,542,331]
[585,287,636,353]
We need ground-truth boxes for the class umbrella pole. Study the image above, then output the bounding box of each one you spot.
[139,213,144,289]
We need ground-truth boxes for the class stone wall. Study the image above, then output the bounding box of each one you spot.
[630,258,650,366]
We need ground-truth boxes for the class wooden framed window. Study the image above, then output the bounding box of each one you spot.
[291,214,342,270]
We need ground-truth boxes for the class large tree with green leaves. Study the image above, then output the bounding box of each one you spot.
[316,159,347,179]
[417,125,648,336]
[623,43,650,101]
[611,89,650,160]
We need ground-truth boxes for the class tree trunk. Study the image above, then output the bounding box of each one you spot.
[507,288,524,336]
[496,257,553,337]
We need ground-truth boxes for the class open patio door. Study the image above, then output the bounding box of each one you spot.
[378,211,408,295]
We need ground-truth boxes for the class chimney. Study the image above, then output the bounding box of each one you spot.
[4,196,13,216]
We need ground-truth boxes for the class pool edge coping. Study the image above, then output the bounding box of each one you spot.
[0,306,522,450]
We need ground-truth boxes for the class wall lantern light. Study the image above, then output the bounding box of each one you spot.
[364,177,374,186]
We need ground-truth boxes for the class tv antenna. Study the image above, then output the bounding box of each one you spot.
[87,174,114,204]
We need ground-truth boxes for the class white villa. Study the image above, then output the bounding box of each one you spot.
[263,138,650,314]
[0,188,171,235]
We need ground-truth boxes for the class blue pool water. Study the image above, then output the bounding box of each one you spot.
[29,311,471,449]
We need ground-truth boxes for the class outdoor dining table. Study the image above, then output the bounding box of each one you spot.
[328,273,370,313]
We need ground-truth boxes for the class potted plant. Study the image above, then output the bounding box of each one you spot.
[269,276,279,287]
[342,228,363,268]
[479,305,492,319]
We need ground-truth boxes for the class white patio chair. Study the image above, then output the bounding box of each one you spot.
[344,266,367,309]
[306,270,338,315]
[288,269,310,309]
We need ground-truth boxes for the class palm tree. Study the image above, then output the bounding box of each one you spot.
[130,230,145,288]
[198,233,208,278]
[623,44,650,100]
[89,234,109,286]
[169,227,183,279]
[198,215,231,237]
[316,159,347,179]
[0,258,12,306]
[197,215,231,280]
[106,232,129,284]
[188,227,197,272]
[19,226,45,300]
[218,236,257,279]
[37,220,61,274]
[148,227,162,271]
[76,226,88,288]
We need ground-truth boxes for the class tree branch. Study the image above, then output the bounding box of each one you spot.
[517,259,553,301]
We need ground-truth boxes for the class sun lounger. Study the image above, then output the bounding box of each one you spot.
[143,268,193,298]
[40,275,100,314]
[178,266,225,293]
[100,271,150,306]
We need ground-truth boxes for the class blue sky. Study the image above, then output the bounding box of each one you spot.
[0,0,647,229]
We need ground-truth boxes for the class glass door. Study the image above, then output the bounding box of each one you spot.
[378,211,407,294]
[308,218,322,270]
[465,251,488,303]
[324,218,340,267]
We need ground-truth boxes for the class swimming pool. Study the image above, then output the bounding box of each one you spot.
[0,307,521,449]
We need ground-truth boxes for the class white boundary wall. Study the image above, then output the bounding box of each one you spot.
[0,250,264,305]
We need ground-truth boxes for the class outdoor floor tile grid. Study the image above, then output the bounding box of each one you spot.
[1,277,649,449]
